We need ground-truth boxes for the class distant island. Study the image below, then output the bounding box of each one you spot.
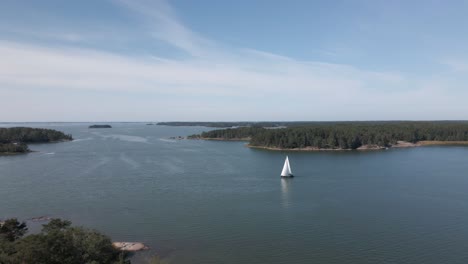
[158,121,293,128]
[0,127,73,154]
[188,121,468,151]
[89,124,112,128]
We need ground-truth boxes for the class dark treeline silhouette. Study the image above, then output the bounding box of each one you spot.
[0,143,30,153]
[0,127,73,143]
[156,121,338,128]
[188,127,263,140]
[158,121,274,127]
[192,122,468,149]
[0,127,72,153]
[89,124,112,128]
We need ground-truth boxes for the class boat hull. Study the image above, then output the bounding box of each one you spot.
[281,174,294,178]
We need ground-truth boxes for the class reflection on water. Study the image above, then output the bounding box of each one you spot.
[281,178,292,208]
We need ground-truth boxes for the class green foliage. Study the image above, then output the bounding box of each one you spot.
[0,127,73,144]
[0,219,28,242]
[188,127,264,140]
[0,143,29,154]
[42,219,72,233]
[0,127,72,153]
[0,218,129,264]
[193,121,468,149]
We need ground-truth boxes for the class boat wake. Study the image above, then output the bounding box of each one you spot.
[104,134,148,143]
[71,137,93,142]
[158,138,177,143]
[119,153,140,169]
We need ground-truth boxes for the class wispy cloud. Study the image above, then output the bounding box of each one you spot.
[0,26,87,43]
[115,0,215,57]
[0,39,404,97]
[442,59,468,72]
[0,0,467,121]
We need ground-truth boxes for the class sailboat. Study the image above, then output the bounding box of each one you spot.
[280,156,293,177]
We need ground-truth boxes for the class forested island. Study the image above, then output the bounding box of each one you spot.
[89,124,112,128]
[158,121,301,128]
[188,121,468,150]
[0,127,73,154]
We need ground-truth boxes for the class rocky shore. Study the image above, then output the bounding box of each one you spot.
[246,140,468,151]
[112,242,148,251]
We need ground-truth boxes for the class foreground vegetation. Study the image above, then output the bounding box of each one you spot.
[190,121,468,150]
[0,218,130,264]
[0,127,73,154]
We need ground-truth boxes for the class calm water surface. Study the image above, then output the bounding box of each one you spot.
[2,123,468,264]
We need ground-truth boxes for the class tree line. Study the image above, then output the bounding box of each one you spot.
[0,143,29,153]
[0,127,73,143]
[188,127,264,140]
[0,127,73,154]
[192,122,468,149]
[157,121,347,128]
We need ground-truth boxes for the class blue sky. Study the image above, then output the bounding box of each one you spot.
[1,0,468,121]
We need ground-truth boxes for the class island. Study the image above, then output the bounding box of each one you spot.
[0,127,73,154]
[188,121,468,151]
[158,121,301,128]
[169,136,185,140]
[89,124,112,128]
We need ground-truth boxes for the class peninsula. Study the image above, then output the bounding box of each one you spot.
[188,121,468,151]
[0,127,73,154]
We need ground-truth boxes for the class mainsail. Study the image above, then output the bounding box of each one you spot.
[281,156,293,177]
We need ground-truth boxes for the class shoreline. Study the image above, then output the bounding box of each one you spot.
[27,139,74,144]
[191,137,468,151]
[112,242,148,252]
[1,139,72,155]
[417,140,468,146]
[247,145,358,151]
[0,151,31,156]
[243,140,468,151]
[193,137,251,142]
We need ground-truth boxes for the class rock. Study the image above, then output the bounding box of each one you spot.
[112,242,148,251]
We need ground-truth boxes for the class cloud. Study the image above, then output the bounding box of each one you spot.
[115,0,215,57]
[0,39,404,98]
[0,0,467,121]
[0,25,87,43]
[442,59,468,72]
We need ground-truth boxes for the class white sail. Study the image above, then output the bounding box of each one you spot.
[281,156,293,177]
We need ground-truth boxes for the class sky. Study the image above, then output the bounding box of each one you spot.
[1,0,468,122]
